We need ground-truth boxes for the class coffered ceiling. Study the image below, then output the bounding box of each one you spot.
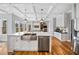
[0,3,73,20]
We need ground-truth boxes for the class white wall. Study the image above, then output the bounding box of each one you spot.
[7,14,13,34]
[71,4,79,31]
[56,14,64,27]
[47,15,53,35]
[0,15,2,34]
[76,4,79,31]
[7,13,24,34]
[0,14,9,34]
[0,14,8,41]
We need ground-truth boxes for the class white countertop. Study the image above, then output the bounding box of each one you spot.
[37,32,52,36]
[9,32,53,36]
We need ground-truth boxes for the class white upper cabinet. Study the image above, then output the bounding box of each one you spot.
[75,4,79,30]
[76,4,79,18]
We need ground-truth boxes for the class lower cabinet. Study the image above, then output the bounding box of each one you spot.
[61,34,68,41]
[38,36,49,52]
[8,35,38,51]
[20,41,30,51]
[0,35,7,41]
[14,38,21,50]
[8,35,15,52]
[14,36,38,51]
[30,41,38,51]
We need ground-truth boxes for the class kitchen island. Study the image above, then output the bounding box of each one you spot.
[8,32,52,53]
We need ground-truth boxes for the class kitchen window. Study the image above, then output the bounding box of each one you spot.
[20,23,23,32]
[25,24,27,31]
[2,20,7,34]
[15,23,19,32]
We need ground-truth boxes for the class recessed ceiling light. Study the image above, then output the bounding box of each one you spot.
[25,19,27,21]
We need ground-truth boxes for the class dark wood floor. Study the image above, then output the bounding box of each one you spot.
[14,37,74,55]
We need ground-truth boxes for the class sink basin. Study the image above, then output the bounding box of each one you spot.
[21,33,37,40]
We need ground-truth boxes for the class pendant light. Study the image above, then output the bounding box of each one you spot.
[24,8,27,22]
[40,9,44,22]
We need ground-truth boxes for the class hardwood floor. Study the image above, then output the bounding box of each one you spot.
[14,51,49,55]
[14,36,74,55]
[52,37,74,55]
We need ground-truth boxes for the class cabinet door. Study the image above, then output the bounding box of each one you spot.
[0,35,7,41]
[8,35,15,52]
[61,34,68,41]
[21,41,30,51]
[14,36,21,50]
[30,41,38,51]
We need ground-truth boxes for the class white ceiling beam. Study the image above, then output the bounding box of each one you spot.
[9,3,24,15]
[0,8,9,14]
[45,6,53,19]
[44,4,57,19]
[25,12,46,14]
[32,5,37,20]
[12,5,24,15]
[24,8,29,19]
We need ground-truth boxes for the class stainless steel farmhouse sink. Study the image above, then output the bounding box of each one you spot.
[21,33,37,41]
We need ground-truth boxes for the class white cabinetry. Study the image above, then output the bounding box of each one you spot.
[0,35,7,41]
[54,32,68,41]
[21,41,30,51]
[8,34,38,51]
[76,4,79,18]
[76,4,79,30]
[14,36,21,50]
[30,41,38,51]
[61,33,69,41]
[15,40,38,51]
[32,21,40,32]
[8,35,15,52]
[54,32,61,40]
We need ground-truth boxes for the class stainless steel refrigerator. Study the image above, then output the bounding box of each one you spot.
[71,20,79,54]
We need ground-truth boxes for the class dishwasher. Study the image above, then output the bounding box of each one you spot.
[38,36,49,52]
